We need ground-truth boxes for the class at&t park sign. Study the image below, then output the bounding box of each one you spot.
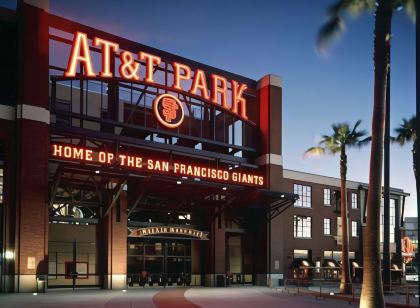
[65,32,250,122]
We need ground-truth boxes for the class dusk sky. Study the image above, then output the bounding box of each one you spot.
[3,0,417,216]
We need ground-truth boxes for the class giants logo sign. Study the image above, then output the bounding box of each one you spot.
[153,94,184,128]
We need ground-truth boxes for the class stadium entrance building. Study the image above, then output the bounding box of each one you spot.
[0,2,296,292]
[0,2,410,293]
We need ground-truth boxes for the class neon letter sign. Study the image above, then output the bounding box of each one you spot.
[64,32,251,122]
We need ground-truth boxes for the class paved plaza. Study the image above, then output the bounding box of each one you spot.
[0,286,358,308]
[0,286,418,307]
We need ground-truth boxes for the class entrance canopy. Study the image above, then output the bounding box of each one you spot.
[48,161,297,225]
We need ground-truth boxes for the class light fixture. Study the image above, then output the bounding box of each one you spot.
[5,250,14,260]
[95,170,100,174]
[222,187,227,191]
[176,181,182,185]
[280,194,285,198]
[329,292,334,296]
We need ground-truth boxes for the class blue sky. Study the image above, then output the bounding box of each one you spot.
[3,0,417,216]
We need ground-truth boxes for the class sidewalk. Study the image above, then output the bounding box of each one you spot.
[0,286,417,308]
[277,283,419,307]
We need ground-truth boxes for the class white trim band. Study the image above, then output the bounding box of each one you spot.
[0,105,16,121]
[283,169,360,190]
[256,153,283,166]
[16,104,50,124]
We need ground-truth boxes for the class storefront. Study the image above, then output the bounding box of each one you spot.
[0,2,297,292]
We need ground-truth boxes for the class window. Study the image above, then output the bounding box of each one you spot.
[294,184,312,208]
[380,199,396,243]
[390,199,395,243]
[294,215,311,238]
[351,193,358,209]
[352,221,358,237]
[324,251,355,261]
[324,188,331,206]
[324,218,331,235]
[293,249,309,259]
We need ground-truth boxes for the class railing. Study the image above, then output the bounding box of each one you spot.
[281,278,419,307]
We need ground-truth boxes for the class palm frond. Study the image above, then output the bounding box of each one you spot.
[317,15,345,51]
[393,115,416,146]
[350,119,362,135]
[317,0,376,51]
[356,136,371,148]
[304,146,326,157]
[399,0,416,22]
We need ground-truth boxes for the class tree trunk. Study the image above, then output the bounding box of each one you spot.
[416,0,420,298]
[360,1,392,307]
[413,140,417,181]
[339,147,352,294]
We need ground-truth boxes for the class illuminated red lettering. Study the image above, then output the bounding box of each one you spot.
[65,32,96,77]
[211,74,228,109]
[190,69,209,100]
[119,154,127,166]
[119,51,140,80]
[231,80,248,120]
[64,146,72,158]
[73,148,83,160]
[139,52,161,82]
[107,153,114,164]
[93,37,119,77]
[174,163,180,173]
[99,152,105,163]
[85,150,93,161]
[52,144,62,157]
[173,62,191,90]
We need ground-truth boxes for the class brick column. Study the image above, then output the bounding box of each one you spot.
[202,206,225,287]
[102,190,127,289]
[14,3,50,292]
[256,74,283,286]
[257,74,283,190]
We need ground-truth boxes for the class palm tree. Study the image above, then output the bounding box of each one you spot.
[305,120,370,295]
[393,116,417,179]
[317,1,415,307]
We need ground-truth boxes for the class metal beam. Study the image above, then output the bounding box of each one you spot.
[49,216,99,224]
[104,180,127,217]
[49,168,62,208]
[127,180,151,218]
